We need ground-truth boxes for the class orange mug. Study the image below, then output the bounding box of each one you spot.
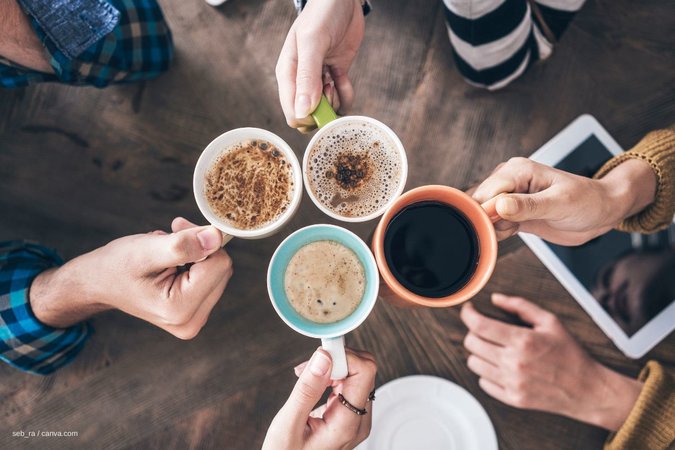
[371,185,499,308]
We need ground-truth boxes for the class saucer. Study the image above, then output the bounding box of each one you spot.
[355,375,498,450]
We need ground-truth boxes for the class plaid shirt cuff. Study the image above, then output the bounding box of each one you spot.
[0,0,173,88]
[0,241,91,375]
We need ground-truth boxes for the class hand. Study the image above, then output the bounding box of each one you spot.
[263,348,377,450]
[29,217,233,339]
[276,0,365,131]
[0,0,54,73]
[471,157,657,245]
[460,293,642,431]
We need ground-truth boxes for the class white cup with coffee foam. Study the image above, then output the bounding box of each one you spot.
[194,128,303,241]
[303,97,408,222]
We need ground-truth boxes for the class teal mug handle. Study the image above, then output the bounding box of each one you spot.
[311,94,338,129]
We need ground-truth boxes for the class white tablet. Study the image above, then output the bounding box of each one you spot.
[519,114,675,358]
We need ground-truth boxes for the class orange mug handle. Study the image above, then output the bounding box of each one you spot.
[480,194,505,223]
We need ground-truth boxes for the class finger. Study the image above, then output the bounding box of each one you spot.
[330,66,353,114]
[322,66,341,113]
[294,361,309,377]
[463,332,503,363]
[460,302,525,344]
[310,403,328,419]
[356,393,373,444]
[174,248,233,303]
[495,191,556,223]
[472,165,522,204]
[494,221,520,241]
[276,30,301,128]
[294,32,330,119]
[148,230,168,235]
[278,349,333,429]
[472,158,553,204]
[171,216,199,232]
[162,277,226,339]
[491,293,555,327]
[466,354,502,383]
[145,226,224,269]
[344,348,376,364]
[324,352,377,430]
[296,125,316,134]
[464,184,479,197]
[478,377,508,404]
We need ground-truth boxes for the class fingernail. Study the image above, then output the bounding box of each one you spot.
[295,94,311,119]
[308,350,330,376]
[197,227,221,251]
[498,197,518,216]
[492,292,506,301]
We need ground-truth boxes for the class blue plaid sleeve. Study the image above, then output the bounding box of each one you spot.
[0,0,173,88]
[0,241,91,375]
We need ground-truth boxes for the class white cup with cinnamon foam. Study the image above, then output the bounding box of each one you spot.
[193,128,303,242]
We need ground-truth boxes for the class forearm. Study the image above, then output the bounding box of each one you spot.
[30,259,110,328]
[0,0,53,72]
[595,128,675,233]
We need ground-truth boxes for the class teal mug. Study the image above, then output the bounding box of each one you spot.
[267,224,379,379]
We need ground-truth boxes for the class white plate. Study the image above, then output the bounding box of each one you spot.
[356,375,498,450]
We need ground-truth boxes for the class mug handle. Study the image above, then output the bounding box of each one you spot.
[480,193,505,223]
[321,335,348,380]
[221,232,234,246]
[311,94,338,129]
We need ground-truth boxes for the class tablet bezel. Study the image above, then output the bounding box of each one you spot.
[519,114,675,358]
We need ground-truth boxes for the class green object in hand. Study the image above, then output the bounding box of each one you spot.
[311,94,338,129]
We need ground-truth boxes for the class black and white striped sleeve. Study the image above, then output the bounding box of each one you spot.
[443,0,586,90]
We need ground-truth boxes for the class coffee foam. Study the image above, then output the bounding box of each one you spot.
[284,240,365,324]
[205,140,294,230]
[307,121,402,218]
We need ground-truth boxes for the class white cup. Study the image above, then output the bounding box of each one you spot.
[303,115,408,223]
[193,128,303,241]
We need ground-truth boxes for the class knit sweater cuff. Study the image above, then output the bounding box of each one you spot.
[604,361,675,450]
[593,128,675,233]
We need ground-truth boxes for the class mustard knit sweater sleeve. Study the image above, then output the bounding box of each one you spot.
[593,127,675,233]
[604,361,675,449]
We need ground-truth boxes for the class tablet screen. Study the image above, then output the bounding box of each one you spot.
[545,135,675,336]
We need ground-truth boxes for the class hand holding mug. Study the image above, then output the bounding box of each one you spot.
[471,157,657,245]
[276,0,365,131]
[30,217,233,340]
[263,348,377,450]
[460,294,642,431]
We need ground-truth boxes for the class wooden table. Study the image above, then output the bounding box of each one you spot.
[1,0,673,448]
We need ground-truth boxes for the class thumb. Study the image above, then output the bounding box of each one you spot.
[295,39,329,119]
[146,225,223,269]
[495,191,554,223]
[281,349,332,427]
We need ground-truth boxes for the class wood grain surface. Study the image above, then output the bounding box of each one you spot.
[1,0,673,449]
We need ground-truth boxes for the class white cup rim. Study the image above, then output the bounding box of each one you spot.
[193,127,303,239]
[302,116,408,223]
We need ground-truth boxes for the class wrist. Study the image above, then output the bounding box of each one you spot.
[577,363,643,431]
[29,258,110,328]
[597,158,657,226]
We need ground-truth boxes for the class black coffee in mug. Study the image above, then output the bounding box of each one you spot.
[383,201,480,298]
